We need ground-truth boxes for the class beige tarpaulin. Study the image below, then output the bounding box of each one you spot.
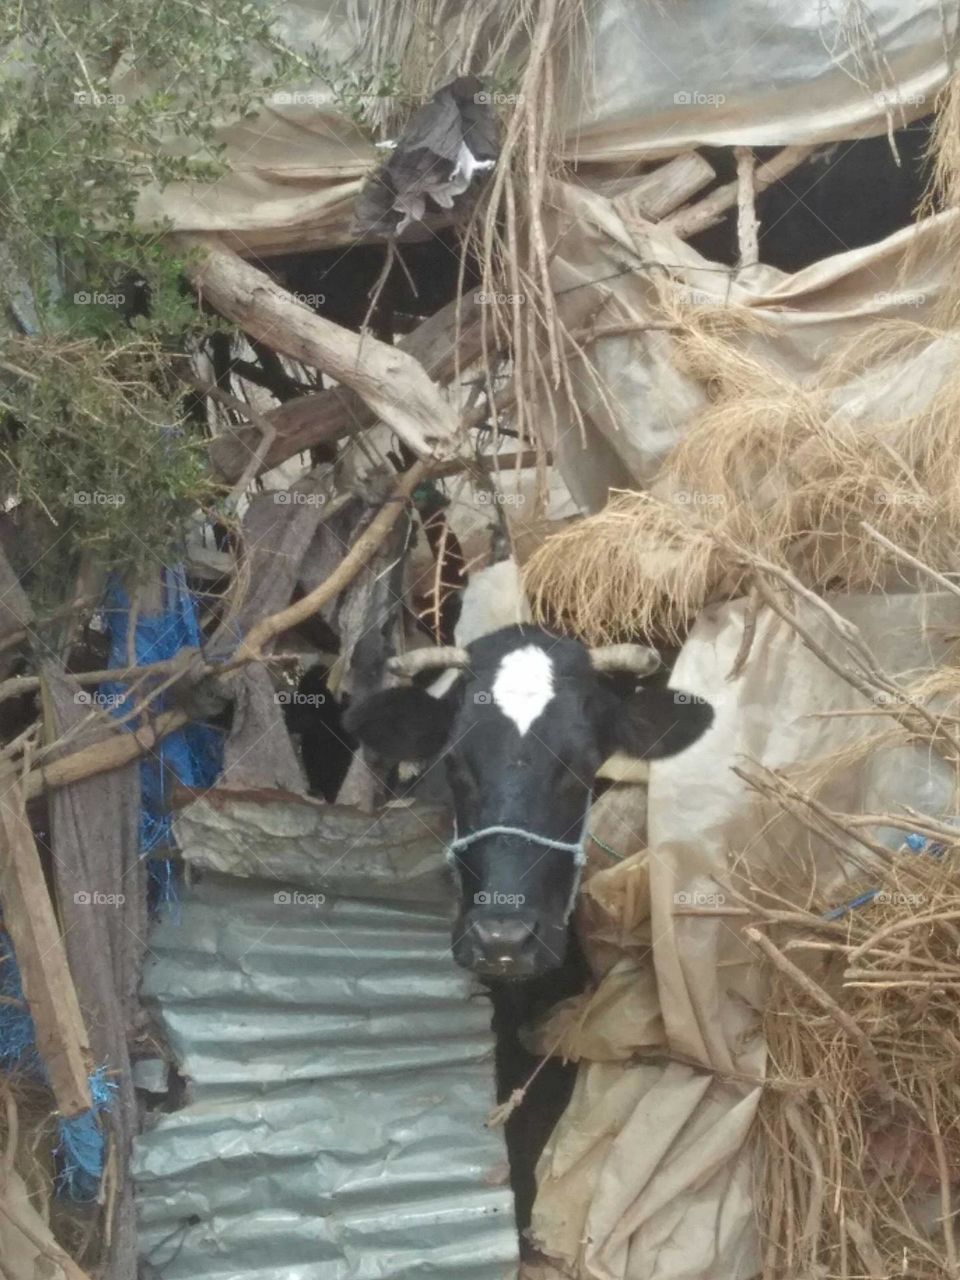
[530,590,960,1279]
[543,181,957,511]
[129,0,954,252]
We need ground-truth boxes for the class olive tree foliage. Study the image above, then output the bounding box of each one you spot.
[0,0,332,599]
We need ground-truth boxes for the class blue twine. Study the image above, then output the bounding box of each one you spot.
[822,889,880,922]
[55,1067,118,1200]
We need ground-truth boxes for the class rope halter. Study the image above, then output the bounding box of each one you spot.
[446,802,590,921]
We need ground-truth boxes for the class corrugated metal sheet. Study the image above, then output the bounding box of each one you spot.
[133,793,518,1280]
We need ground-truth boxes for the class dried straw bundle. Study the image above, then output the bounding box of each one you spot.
[750,841,960,1280]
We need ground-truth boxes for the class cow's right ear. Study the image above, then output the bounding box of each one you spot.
[343,686,456,762]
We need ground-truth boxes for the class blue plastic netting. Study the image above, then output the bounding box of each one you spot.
[99,566,223,905]
[0,928,41,1075]
[0,923,115,1198]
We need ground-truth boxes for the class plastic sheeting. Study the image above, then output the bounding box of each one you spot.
[134,791,517,1280]
[561,0,953,160]
[531,590,960,1279]
[126,1,956,251]
[543,180,957,511]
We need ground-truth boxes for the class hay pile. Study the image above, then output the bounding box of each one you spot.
[746,827,960,1279]
[710,553,960,1279]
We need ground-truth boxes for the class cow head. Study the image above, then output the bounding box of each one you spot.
[344,626,713,981]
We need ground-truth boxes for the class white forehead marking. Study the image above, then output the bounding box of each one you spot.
[491,646,555,735]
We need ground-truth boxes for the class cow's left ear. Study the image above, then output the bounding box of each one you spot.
[599,686,714,761]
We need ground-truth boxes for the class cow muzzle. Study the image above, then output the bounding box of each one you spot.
[453,908,566,979]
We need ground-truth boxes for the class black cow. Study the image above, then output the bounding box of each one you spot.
[344,625,713,980]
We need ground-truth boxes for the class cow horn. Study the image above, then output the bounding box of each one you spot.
[387,646,470,677]
[588,644,660,675]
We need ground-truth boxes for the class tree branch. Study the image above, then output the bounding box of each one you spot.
[21,465,430,799]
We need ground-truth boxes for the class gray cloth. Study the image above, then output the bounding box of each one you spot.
[210,468,334,659]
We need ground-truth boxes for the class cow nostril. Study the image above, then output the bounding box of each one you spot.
[470,914,534,957]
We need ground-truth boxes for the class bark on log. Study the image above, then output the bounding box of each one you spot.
[610,152,715,221]
[183,238,463,467]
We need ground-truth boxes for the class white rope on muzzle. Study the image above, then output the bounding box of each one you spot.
[446,805,590,921]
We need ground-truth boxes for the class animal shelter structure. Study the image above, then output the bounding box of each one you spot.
[4,2,960,1279]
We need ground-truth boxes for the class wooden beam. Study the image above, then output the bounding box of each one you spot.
[202,154,715,488]
[0,767,91,1116]
[610,152,715,221]
[207,291,487,484]
[22,712,188,803]
[183,238,463,467]
[662,145,815,241]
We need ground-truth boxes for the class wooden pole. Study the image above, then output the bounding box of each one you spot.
[206,291,485,483]
[662,145,815,241]
[0,766,91,1115]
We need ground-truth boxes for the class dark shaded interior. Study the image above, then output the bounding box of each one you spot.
[691,118,934,271]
